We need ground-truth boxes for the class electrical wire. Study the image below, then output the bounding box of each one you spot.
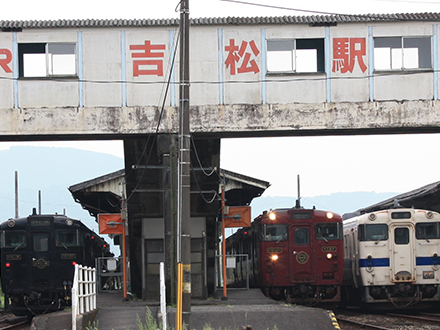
[125,27,181,202]
[190,163,221,203]
[219,0,440,17]
[190,137,217,177]
[2,68,438,87]
[219,0,350,16]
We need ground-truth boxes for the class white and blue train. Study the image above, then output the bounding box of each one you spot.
[342,207,440,309]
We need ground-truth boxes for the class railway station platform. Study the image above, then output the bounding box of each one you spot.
[31,289,340,330]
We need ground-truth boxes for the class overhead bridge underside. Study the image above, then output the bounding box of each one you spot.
[1,100,439,140]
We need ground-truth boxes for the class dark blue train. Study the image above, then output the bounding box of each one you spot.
[0,209,109,317]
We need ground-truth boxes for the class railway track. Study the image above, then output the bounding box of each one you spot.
[385,312,440,326]
[337,315,394,330]
[336,310,440,330]
[0,315,29,330]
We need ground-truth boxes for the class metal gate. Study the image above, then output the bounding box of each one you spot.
[216,254,249,290]
[96,257,123,291]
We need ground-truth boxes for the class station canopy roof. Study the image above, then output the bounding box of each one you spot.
[343,180,440,219]
[68,168,270,219]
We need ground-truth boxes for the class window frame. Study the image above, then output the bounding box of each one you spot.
[2,230,27,248]
[33,233,49,252]
[266,38,325,74]
[294,227,310,245]
[416,222,440,240]
[316,222,343,241]
[18,42,78,78]
[394,227,410,245]
[55,229,80,248]
[373,36,432,72]
[358,223,389,242]
[260,224,288,242]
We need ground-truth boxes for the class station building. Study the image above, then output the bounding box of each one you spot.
[69,166,269,300]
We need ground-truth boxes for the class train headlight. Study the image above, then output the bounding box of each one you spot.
[326,212,334,219]
[66,219,73,226]
[326,253,333,259]
[269,212,276,221]
[426,211,434,219]
[423,271,435,279]
[271,254,279,261]
[7,219,15,227]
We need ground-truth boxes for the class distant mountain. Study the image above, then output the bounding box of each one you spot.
[0,146,124,234]
[0,146,398,252]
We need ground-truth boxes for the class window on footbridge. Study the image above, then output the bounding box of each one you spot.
[266,38,325,74]
[373,36,432,71]
[18,43,77,78]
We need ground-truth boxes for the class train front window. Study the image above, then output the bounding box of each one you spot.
[358,224,388,241]
[261,224,287,241]
[316,223,342,241]
[416,222,440,240]
[33,233,49,252]
[3,231,26,248]
[294,228,309,245]
[394,227,409,245]
[55,230,79,248]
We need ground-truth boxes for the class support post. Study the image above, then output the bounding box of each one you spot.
[178,0,191,328]
[222,186,227,300]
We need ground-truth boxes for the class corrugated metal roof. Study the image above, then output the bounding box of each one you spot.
[68,169,125,193]
[342,180,440,219]
[1,12,440,29]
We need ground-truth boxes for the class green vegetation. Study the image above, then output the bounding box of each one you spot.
[0,286,4,309]
[86,306,280,330]
[135,307,159,330]
[86,306,278,330]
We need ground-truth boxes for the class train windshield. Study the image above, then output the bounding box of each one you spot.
[358,224,388,241]
[416,222,440,240]
[55,230,79,247]
[33,233,49,252]
[2,231,27,248]
[261,224,287,241]
[316,223,342,240]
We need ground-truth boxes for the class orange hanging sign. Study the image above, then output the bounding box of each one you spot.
[98,213,124,234]
[223,206,251,228]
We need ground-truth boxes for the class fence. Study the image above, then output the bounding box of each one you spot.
[72,264,97,330]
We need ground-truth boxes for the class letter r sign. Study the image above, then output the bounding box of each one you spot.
[0,49,12,73]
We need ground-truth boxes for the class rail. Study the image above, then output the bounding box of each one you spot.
[72,264,97,330]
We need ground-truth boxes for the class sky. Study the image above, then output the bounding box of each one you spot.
[1,0,440,20]
[2,0,440,199]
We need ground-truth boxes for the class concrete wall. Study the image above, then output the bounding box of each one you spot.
[0,19,440,137]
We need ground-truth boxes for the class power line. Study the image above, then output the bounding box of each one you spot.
[219,0,344,16]
[219,0,440,16]
[125,27,181,202]
[0,68,436,87]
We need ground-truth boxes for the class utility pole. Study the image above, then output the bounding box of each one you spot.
[178,0,191,328]
[15,171,19,218]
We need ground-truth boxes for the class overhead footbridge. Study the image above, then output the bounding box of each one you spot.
[1,13,440,139]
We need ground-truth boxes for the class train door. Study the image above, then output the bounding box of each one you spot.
[31,232,53,288]
[289,224,314,282]
[389,224,415,281]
